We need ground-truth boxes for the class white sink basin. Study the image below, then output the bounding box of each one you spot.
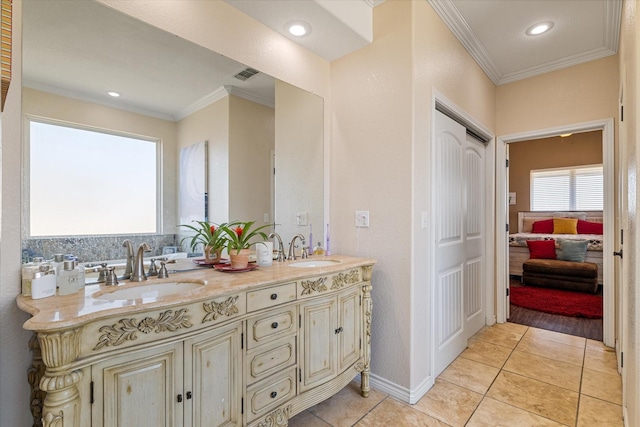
[94,282,203,301]
[288,260,341,268]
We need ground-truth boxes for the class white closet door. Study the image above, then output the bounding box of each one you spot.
[433,110,486,376]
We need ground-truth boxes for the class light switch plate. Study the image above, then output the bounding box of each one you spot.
[296,212,308,226]
[355,211,369,227]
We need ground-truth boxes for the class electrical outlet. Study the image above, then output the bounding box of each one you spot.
[296,212,308,226]
[421,211,428,229]
[263,213,269,223]
[355,211,369,228]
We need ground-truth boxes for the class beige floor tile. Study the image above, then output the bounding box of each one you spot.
[583,347,618,375]
[413,379,482,427]
[461,338,513,368]
[585,339,608,352]
[487,371,579,426]
[438,356,500,394]
[497,322,529,335]
[355,397,450,427]
[466,397,567,427]
[581,368,622,405]
[525,327,587,349]
[516,335,585,366]
[577,395,623,426]
[306,381,387,427]
[472,326,523,349]
[503,350,582,391]
[288,410,331,427]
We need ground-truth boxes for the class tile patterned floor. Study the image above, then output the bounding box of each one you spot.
[288,323,623,427]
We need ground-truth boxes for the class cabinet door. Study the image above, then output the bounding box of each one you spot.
[92,342,183,427]
[337,287,361,371]
[184,322,242,427]
[300,295,337,392]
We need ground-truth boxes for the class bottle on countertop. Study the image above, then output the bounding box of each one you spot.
[74,257,86,290]
[313,242,325,256]
[31,265,57,299]
[58,260,81,296]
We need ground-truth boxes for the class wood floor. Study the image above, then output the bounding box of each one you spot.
[507,278,603,341]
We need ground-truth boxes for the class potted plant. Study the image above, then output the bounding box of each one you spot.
[179,220,229,264]
[221,221,271,269]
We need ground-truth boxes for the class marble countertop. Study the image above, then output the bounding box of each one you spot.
[17,255,376,331]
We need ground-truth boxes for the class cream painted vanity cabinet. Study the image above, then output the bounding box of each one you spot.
[17,255,375,427]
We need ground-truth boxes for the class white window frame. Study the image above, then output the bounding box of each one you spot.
[24,116,163,237]
[530,163,603,211]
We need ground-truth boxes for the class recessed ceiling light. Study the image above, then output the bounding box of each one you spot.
[526,21,554,36]
[107,91,121,97]
[286,21,311,37]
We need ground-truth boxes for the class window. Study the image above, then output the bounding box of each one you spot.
[530,165,603,211]
[28,118,160,237]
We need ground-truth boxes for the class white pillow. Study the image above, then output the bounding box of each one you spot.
[553,211,587,220]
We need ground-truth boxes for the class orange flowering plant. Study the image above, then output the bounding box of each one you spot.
[220,221,271,255]
[179,220,229,253]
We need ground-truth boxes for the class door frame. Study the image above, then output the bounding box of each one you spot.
[430,90,496,378]
[495,118,615,347]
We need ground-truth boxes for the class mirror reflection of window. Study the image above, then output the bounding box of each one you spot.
[28,118,159,236]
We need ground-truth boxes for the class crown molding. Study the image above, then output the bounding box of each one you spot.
[173,86,231,121]
[226,86,275,109]
[427,0,501,85]
[428,0,622,86]
[23,80,176,121]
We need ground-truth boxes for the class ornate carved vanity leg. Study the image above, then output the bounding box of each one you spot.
[37,328,83,427]
[256,405,291,427]
[28,333,46,427]
[360,265,373,398]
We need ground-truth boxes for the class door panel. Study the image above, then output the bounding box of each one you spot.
[433,110,486,376]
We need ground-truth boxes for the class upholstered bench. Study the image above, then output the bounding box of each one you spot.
[522,259,599,293]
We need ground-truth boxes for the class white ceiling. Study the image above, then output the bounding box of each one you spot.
[430,0,622,85]
[23,0,622,120]
[22,0,276,121]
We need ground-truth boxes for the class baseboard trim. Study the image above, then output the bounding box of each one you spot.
[353,373,435,405]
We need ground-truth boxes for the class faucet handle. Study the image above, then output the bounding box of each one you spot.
[148,259,158,276]
[301,247,309,259]
[157,261,169,279]
[105,267,119,286]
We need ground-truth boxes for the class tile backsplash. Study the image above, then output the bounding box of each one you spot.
[22,234,179,263]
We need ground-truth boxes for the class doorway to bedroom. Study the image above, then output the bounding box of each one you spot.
[506,131,604,341]
[496,118,615,347]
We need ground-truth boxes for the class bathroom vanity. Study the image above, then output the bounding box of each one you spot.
[17,255,375,427]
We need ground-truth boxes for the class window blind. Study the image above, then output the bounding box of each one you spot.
[530,165,603,211]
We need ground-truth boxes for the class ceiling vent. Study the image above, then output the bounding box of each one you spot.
[233,67,260,81]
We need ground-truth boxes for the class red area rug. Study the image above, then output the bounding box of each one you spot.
[510,286,603,319]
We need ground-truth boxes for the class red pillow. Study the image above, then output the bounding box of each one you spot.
[526,239,557,259]
[531,219,554,234]
[577,219,603,234]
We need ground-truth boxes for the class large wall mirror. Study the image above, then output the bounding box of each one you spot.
[21,0,324,264]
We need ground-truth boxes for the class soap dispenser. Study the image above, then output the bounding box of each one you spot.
[58,260,80,295]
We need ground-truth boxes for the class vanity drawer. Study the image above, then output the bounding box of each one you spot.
[246,335,296,385]
[247,282,297,312]
[246,367,297,423]
[247,306,297,349]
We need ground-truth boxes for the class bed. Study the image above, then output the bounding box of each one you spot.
[509,211,604,284]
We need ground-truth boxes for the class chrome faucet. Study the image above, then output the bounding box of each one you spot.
[287,234,306,261]
[130,242,151,282]
[269,232,286,262]
[122,239,134,279]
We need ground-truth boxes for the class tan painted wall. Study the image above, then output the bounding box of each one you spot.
[331,0,496,390]
[228,96,274,224]
[177,96,230,225]
[22,88,179,233]
[496,56,618,136]
[508,131,603,227]
[274,80,324,246]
